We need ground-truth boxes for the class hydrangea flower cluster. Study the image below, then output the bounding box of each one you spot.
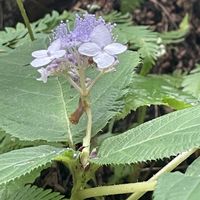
[30,14,127,83]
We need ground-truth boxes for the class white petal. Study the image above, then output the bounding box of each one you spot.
[52,50,66,58]
[104,43,127,55]
[78,42,101,56]
[90,24,112,48]
[93,52,115,69]
[30,57,52,68]
[37,67,50,83]
[48,39,61,53]
[32,50,48,58]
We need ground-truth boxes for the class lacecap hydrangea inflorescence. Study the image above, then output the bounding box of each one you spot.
[30,14,127,83]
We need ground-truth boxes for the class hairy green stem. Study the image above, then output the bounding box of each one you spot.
[79,67,87,96]
[16,0,35,41]
[127,148,197,200]
[78,67,92,166]
[81,104,92,167]
[79,181,156,199]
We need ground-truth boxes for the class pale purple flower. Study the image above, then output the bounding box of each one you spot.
[78,24,127,69]
[36,54,78,83]
[54,14,114,48]
[31,14,125,83]
[36,61,59,83]
[31,39,66,68]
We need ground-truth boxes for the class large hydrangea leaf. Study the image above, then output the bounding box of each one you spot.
[0,145,65,185]
[0,38,72,142]
[0,38,140,143]
[92,105,200,165]
[154,172,200,200]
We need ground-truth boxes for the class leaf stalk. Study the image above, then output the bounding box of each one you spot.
[79,181,156,199]
[127,148,197,200]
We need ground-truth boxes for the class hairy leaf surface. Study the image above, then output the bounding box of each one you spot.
[160,14,189,44]
[182,64,200,99]
[0,145,65,185]
[2,185,68,200]
[93,106,200,165]
[0,38,73,142]
[116,25,159,68]
[119,74,196,118]
[154,172,200,200]
[186,157,200,176]
[0,166,45,199]
[0,39,139,143]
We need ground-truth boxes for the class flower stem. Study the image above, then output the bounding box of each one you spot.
[81,102,92,167]
[126,148,197,200]
[66,75,83,94]
[88,71,104,92]
[16,0,35,41]
[79,181,156,199]
[78,66,93,167]
[78,67,87,96]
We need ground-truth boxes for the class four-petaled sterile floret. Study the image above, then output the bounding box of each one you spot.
[31,39,66,68]
[78,24,127,69]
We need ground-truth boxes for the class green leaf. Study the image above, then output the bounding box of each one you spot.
[0,11,73,51]
[0,166,45,199]
[92,106,200,165]
[160,14,190,44]
[116,25,159,60]
[182,64,200,98]
[120,0,144,13]
[119,74,195,118]
[0,145,65,185]
[0,129,62,154]
[32,10,74,33]
[154,172,200,200]
[186,157,200,176]
[0,38,72,142]
[115,25,160,74]
[0,23,27,46]
[0,38,140,143]
[0,130,29,154]
[2,185,68,200]
[104,11,132,25]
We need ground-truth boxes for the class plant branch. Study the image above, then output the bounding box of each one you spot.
[78,67,87,96]
[81,104,92,167]
[79,181,156,199]
[77,66,92,167]
[16,0,35,41]
[126,148,197,200]
[66,75,83,94]
[87,71,104,92]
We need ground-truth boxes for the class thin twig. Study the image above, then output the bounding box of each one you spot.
[79,181,156,199]
[16,0,35,41]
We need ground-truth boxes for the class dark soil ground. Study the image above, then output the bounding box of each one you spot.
[132,0,200,74]
[1,0,200,199]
